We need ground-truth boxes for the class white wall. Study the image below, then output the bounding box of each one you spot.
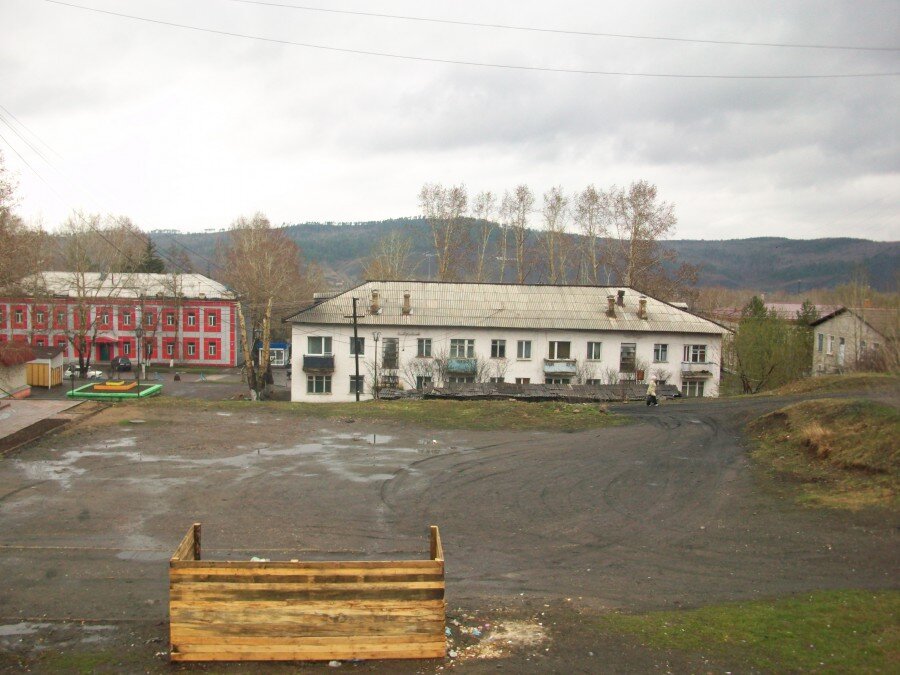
[291,323,722,402]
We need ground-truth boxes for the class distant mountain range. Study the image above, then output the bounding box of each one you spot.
[149,218,899,293]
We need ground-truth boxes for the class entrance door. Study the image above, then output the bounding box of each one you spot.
[98,343,111,362]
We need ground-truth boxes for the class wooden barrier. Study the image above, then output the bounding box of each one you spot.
[169,523,446,662]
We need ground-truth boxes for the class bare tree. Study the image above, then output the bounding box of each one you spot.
[574,359,597,384]
[573,185,606,284]
[502,185,535,284]
[471,191,497,282]
[601,181,677,289]
[364,230,418,280]
[419,183,468,281]
[0,152,47,292]
[400,357,435,390]
[541,186,569,284]
[490,357,509,382]
[220,213,319,400]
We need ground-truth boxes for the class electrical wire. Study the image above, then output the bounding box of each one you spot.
[44,1,900,79]
[229,0,900,53]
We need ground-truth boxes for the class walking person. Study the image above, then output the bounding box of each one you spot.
[646,380,659,407]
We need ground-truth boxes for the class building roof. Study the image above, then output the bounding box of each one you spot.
[31,345,66,360]
[288,281,730,335]
[16,272,233,300]
[811,307,898,339]
[712,302,838,323]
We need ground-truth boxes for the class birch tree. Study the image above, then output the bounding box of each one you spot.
[471,191,496,282]
[419,183,468,281]
[573,185,605,285]
[364,230,417,280]
[502,185,535,284]
[541,186,569,284]
[221,213,318,400]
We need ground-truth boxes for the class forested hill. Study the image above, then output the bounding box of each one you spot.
[149,218,899,292]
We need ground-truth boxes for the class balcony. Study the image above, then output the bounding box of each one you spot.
[303,355,335,374]
[447,358,477,375]
[681,361,714,378]
[543,359,577,375]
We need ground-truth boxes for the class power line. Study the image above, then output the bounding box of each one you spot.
[44,1,900,79]
[229,0,900,53]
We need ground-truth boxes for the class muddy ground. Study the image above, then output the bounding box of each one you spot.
[0,393,897,673]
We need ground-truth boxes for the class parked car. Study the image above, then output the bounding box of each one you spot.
[64,365,104,379]
[110,356,132,372]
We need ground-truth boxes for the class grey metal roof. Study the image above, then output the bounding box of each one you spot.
[289,281,730,335]
[20,272,233,300]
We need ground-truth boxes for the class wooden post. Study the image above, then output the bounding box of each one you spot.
[192,522,201,561]
[429,525,443,561]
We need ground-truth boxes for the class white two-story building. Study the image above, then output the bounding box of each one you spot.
[287,281,729,403]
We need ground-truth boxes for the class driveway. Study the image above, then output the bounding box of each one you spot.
[0,394,896,672]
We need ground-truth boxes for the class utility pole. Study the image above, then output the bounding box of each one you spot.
[343,298,364,402]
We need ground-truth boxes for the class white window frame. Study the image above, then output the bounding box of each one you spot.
[817,333,824,353]
[447,375,475,384]
[123,342,131,356]
[36,310,45,323]
[587,341,603,360]
[350,337,365,356]
[683,344,707,363]
[450,339,475,358]
[826,335,834,355]
[15,309,23,323]
[545,377,571,385]
[417,338,431,358]
[307,375,332,394]
[517,340,532,360]
[187,342,196,356]
[515,377,530,384]
[415,375,433,390]
[208,342,217,356]
[653,343,668,363]
[187,312,197,327]
[490,339,506,359]
[349,375,365,394]
[122,310,132,324]
[207,313,217,327]
[56,310,66,324]
[166,313,175,326]
[548,341,571,360]
[681,380,705,397]
[307,336,333,355]
[165,343,174,356]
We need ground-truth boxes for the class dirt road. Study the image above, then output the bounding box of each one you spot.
[0,394,896,672]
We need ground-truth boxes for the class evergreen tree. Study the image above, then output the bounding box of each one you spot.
[136,239,165,273]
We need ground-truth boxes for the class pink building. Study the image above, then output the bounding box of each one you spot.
[0,272,240,368]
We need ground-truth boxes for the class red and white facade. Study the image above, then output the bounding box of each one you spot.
[0,273,240,368]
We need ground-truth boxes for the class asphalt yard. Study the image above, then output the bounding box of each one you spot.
[0,394,896,672]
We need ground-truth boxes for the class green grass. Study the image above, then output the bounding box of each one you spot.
[772,373,899,396]
[600,590,900,673]
[139,396,625,432]
[748,398,899,509]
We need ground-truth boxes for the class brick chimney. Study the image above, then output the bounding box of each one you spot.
[606,295,616,317]
[402,291,412,315]
[370,289,381,314]
[617,289,625,307]
[638,295,648,319]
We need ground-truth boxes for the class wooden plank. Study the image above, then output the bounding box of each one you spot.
[170,573,443,586]
[170,560,441,570]
[172,634,445,647]
[174,642,445,654]
[430,526,443,561]
[170,525,196,562]
[171,580,444,592]
[172,622,446,640]
[170,564,443,578]
[170,587,445,603]
[169,603,445,620]
[169,598,446,612]
[172,645,446,661]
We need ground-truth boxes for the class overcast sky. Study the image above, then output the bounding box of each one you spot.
[2,0,898,240]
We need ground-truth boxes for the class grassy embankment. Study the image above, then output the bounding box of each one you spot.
[600,590,899,673]
[748,397,899,509]
[142,397,625,432]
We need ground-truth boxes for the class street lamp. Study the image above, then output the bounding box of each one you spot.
[135,326,144,390]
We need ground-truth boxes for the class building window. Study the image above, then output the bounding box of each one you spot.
[545,377,570,385]
[587,342,602,360]
[350,337,365,355]
[101,311,109,324]
[417,338,432,358]
[166,343,174,356]
[817,333,824,353]
[681,381,705,397]
[586,378,602,385]
[208,342,217,356]
[187,313,197,327]
[548,341,571,359]
[683,344,707,363]
[187,342,196,356]
[517,340,532,359]
[207,313,217,327]
[14,309,23,323]
[349,375,364,394]
[620,343,637,372]
[307,336,333,355]
[515,377,530,384]
[166,313,175,326]
[416,375,433,389]
[36,311,45,323]
[307,375,332,394]
[382,337,399,369]
[447,376,475,384]
[145,342,153,359]
[450,339,475,358]
[57,310,66,324]
[123,342,131,356]
[489,377,504,383]
[491,339,506,358]
[35,337,45,347]
[653,344,668,362]
[826,336,834,355]
[122,311,132,324]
